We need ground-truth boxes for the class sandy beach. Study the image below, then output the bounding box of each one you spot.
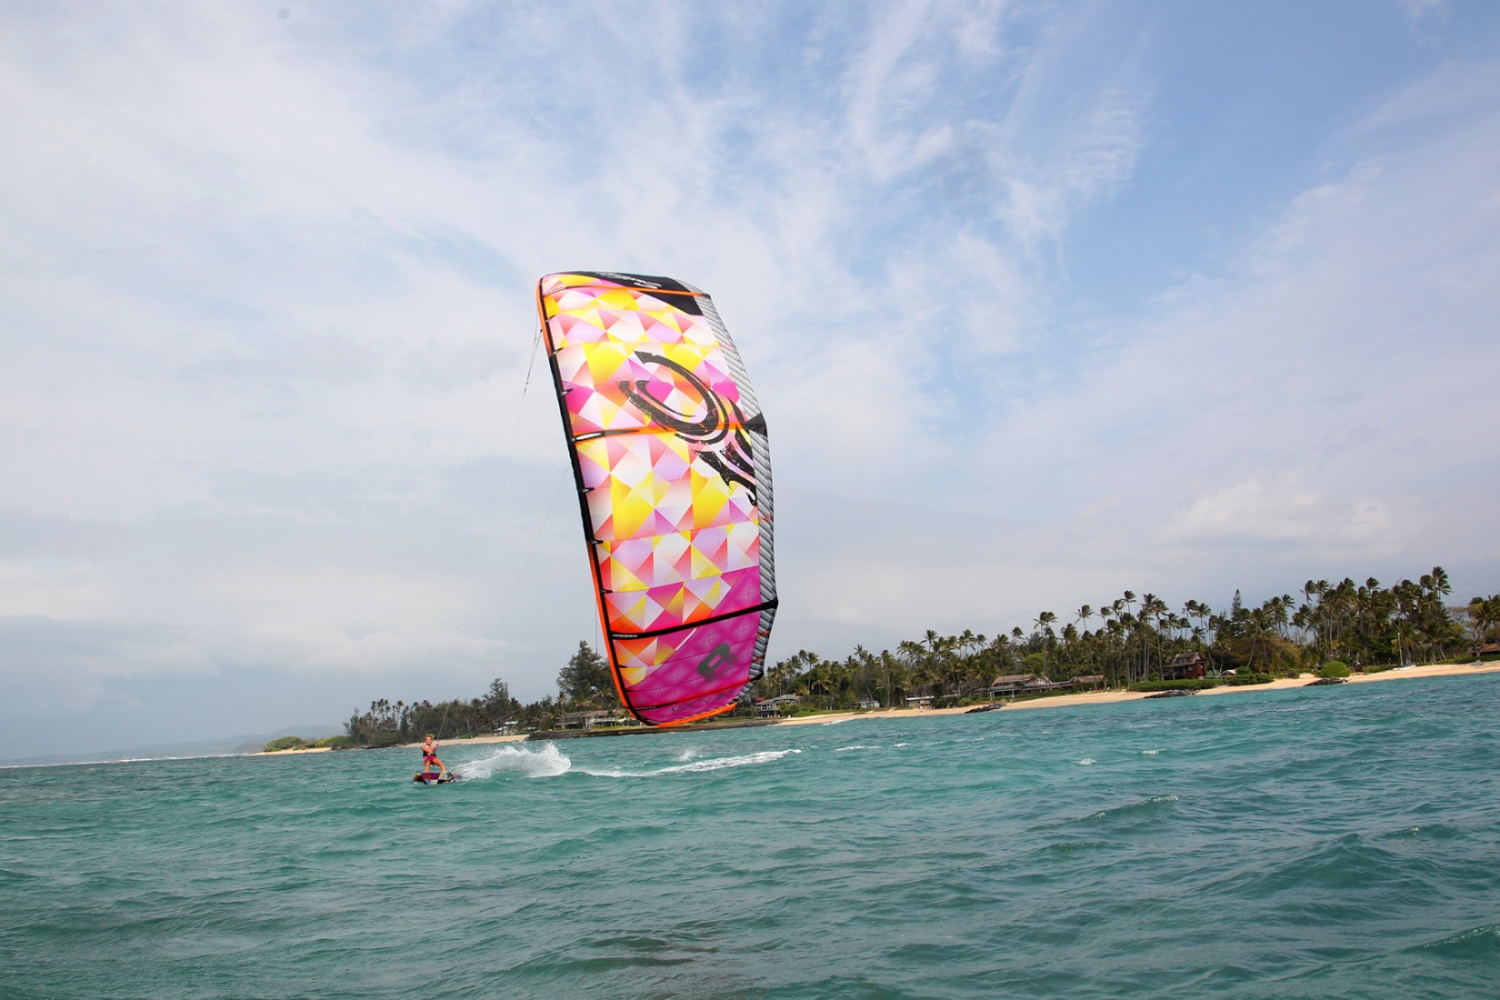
[255,659,1500,754]
[253,732,530,755]
[776,659,1500,725]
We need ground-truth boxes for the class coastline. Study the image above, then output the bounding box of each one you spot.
[254,659,1500,754]
[252,732,531,756]
[773,658,1500,725]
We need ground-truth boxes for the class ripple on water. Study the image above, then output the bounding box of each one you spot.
[2,675,1499,999]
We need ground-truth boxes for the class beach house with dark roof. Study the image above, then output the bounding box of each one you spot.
[1162,652,1208,680]
[990,674,1035,698]
[756,695,802,717]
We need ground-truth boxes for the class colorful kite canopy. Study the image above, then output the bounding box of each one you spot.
[536,272,777,725]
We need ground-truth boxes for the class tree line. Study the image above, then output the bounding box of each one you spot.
[330,567,1499,743]
[338,645,617,746]
[748,568,1497,711]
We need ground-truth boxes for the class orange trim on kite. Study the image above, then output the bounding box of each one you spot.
[654,701,738,727]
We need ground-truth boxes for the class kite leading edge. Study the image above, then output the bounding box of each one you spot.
[535,272,777,725]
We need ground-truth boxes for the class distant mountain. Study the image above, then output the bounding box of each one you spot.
[0,724,343,767]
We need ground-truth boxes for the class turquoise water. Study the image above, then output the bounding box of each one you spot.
[3,676,1498,999]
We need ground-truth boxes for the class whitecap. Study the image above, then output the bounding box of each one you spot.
[1141,749,1161,755]
[454,742,571,780]
[580,749,801,779]
[834,744,880,752]
[1077,758,1096,765]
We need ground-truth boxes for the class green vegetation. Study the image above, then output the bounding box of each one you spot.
[738,568,1486,712]
[556,641,617,708]
[338,568,1496,740]
[343,677,528,748]
[1466,594,1500,658]
[262,736,313,752]
[340,644,623,745]
[1129,679,1219,693]
[1320,661,1352,679]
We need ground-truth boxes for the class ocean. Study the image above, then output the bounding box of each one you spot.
[3,675,1498,999]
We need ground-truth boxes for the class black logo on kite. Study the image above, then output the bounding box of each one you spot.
[696,643,736,679]
[620,351,760,502]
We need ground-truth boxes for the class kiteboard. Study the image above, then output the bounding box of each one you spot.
[413,772,460,785]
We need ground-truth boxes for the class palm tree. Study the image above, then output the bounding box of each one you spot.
[1062,623,1079,655]
[1074,605,1096,678]
[1034,611,1058,678]
[1466,595,1500,658]
[1105,616,1126,685]
[1140,594,1168,679]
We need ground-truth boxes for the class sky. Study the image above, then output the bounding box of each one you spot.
[3,0,1499,758]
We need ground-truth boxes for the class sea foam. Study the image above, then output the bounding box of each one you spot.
[454,742,572,780]
[579,748,801,779]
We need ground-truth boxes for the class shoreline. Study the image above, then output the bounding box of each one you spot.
[253,659,1500,754]
[772,658,1500,725]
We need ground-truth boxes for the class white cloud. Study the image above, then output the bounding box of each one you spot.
[2,2,1497,754]
[1155,475,1395,548]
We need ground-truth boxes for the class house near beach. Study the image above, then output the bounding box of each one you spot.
[1162,653,1208,680]
[990,674,1079,698]
[557,710,636,729]
[855,697,880,710]
[990,673,1034,697]
[756,694,803,717]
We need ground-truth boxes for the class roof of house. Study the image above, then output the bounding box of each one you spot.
[991,674,1037,685]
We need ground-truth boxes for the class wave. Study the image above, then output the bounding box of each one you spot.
[1415,924,1500,959]
[454,743,572,780]
[115,754,241,763]
[2,753,244,770]
[1076,758,1096,765]
[1085,794,1180,821]
[579,749,801,779]
[834,745,879,752]
[1141,749,1161,755]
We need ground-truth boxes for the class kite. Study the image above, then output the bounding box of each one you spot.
[535,272,777,725]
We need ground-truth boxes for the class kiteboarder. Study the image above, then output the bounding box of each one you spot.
[420,734,446,776]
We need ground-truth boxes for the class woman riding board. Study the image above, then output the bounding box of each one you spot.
[420,734,446,776]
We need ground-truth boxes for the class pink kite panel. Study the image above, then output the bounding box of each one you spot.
[538,272,776,725]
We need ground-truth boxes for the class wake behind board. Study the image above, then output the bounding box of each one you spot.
[413,772,460,785]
